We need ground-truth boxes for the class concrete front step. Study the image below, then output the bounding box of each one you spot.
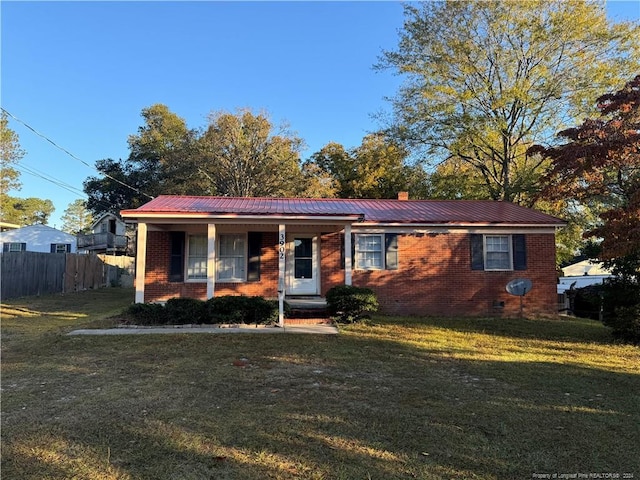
[289,308,329,319]
[285,317,333,325]
[284,297,331,325]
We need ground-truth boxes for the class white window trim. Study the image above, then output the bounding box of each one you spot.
[355,234,384,271]
[216,233,247,283]
[52,243,70,253]
[484,234,513,271]
[4,242,26,252]
[185,234,208,282]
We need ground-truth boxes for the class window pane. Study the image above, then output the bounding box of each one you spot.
[220,235,244,256]
[295,258,313,279]
[217,235,245,281]
[187,258,207,279]
[190,235,207,256]
[485,235,511,270]
[486,236,509,252]
[486,252,510,270]
[356,235,383,269]
[187,235,207,279]
[294,238,312,258]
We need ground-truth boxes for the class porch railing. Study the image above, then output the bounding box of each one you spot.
[77,232,128,250]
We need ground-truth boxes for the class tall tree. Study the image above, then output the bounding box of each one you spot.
[306,134,428,199]
[1,111,56,226]
[425,157,491,200]
[85,106,306,212]
[84,104,194,215]
[0,111,24,194]
[60,199,93,234]
[198,109,304,197]
[299,161,339,198]
[308,142,353,196]
[126,103,199,195]
[84,158,151,215]
[378,0,639,204]
[532,76,640,275]
[1,197,54,225]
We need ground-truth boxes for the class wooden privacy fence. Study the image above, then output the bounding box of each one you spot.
[97,254,135,276]
[0,252,125,300]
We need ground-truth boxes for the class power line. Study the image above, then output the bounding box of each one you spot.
[1,107,154,200]
[17,163,86,196]
[14,163,117,213]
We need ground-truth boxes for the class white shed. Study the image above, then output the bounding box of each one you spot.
[558,260,614,294]
[0,224,77,253]
[91,212,127,236]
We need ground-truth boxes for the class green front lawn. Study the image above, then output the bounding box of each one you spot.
[2,289,639,479]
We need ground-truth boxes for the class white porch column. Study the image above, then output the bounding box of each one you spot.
[344,223,352,286]
[134,222,147,303]
[278,224,286,328]
[207,223,216,299]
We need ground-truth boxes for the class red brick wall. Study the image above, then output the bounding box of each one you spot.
[321,232,344,295]
[144,231,279,302]
[143,229,558,317]
[215,232,279,298]
[349,232,558,317]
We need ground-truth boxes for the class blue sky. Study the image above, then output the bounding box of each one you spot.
[2,1,639,228]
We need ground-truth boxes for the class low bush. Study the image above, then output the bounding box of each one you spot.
[165,297,208,325]
[607,305,640,344]
[206,295,280,324]
[124,303,168,325]
[601,279,640,344]
[326,285,378,323]
[124,296,284,326]
[572,280,640,344]
[573,284,604,320]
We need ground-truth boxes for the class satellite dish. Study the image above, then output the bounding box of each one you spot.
[506,278,533,296]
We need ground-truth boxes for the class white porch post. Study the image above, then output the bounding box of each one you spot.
[278,224,286,328]
[207,223,216,299]
[344,223,352,286]
[134,222,147,303]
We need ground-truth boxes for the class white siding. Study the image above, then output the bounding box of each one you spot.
[0,225,77,253]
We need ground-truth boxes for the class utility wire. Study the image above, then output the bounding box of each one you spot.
[1,107,154,200]
[14,163,118,213]
[17,163,87,196]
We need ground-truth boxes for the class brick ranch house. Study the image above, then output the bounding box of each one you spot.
[121,194,565,319]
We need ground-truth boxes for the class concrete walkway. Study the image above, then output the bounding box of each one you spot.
[67,324,339,336]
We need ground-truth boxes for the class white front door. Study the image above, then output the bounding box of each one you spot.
[287,235,319,295]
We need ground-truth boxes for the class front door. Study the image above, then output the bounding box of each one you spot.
[287,235,318,295]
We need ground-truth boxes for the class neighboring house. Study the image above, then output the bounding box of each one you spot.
[557,260,615,311]
[121,194,565,318]
[0,224,77,253]
[77,212,129,255]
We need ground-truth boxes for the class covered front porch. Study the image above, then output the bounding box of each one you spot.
[132,215,361,327]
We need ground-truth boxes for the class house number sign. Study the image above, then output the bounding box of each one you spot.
[279,233,286,260]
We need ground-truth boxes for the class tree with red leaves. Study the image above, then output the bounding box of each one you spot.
[531,76,640,277]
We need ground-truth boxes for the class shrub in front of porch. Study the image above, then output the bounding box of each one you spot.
[206,295,278,324]
[123,296,283,325]
[326,285,378,324]
[166,298,209,324]
[124,303,168,325]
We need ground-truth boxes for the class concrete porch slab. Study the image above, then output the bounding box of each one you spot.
[285,296,327,309]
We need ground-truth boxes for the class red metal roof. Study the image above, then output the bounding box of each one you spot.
[121,195,565,225]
